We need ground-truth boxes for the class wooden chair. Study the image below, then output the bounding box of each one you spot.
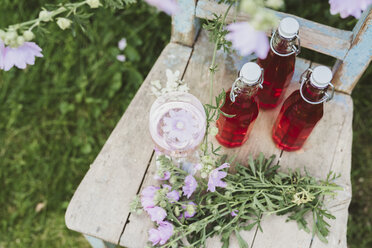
[65,1,372,247]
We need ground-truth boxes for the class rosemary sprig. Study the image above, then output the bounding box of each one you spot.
[146,154,341,247]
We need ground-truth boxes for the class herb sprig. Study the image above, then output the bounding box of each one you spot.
[134,154,341,247]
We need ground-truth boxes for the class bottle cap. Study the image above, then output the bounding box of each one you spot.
[310,66,333,88]
[278,17,299,39]
[239,62,262,85]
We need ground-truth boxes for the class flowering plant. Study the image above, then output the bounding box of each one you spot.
[131,153,342,247]
[1,0,370,71]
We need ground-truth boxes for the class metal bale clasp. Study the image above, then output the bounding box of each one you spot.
[270,30,301,57]
[230,68,264,103]
[299,67,335,105]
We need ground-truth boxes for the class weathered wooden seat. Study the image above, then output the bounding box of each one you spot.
[65,1,371,247]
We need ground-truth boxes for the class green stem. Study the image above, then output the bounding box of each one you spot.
[204,3,234,154]
[6,1,88,33]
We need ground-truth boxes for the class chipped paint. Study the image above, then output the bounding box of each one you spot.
[338,19,372,92]
[173,0,195,34]
[311,43,348,60]
[195,0,352,59]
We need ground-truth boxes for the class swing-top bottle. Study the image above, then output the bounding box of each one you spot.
[257,17,301,109]
[272,66,335,151]
[215,62,264,148]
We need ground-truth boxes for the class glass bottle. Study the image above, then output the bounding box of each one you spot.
[215,62,264,148]
[272,66,335,151]
[257,17,301,109]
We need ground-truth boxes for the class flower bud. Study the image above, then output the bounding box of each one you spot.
[86,0,102,8]
[0,30,5,40]
[169,176,178,185]
[23,30,35,41]
[39,10,53,22]
[16,36,25,46]
[214,225,221,231]
[159,201,167,208]
[186,204,196,216]
[174,206,180,216]
[251,9,278,31]
[200,172,208,179]
[4,31,17,46]
[56,18,72,30]
[201,156,213,165]
[209,126,219,136]
[266,0,284,9]
[241,0,259,15]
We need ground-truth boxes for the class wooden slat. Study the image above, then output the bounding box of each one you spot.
[252,91,353,248]
[195,0,353,60]
[310,93,353,248]
[171,0,200,46]
[65,43,193,244]
[119,153,157,247]
[332,7,372,94]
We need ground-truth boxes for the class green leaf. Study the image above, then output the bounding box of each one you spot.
[248,156,256,176]
[253,195,267,212]
[263,194,278,210]
[242,221,258,231]
[125,45,141,61]
[235,230,249,248]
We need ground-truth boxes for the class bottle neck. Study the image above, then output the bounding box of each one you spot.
[301,79,327,103]
[271,30,297,55]
[233,80,260,102]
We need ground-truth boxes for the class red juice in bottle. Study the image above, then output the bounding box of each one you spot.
[257,17,300,109]
[272,66,335,151]
[216,62,263,148]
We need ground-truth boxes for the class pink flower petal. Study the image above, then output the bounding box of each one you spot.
[329,0,372,19]
[226,22,269,59]
[0,40,43,71]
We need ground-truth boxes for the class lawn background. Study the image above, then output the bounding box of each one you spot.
[0,0,371,247]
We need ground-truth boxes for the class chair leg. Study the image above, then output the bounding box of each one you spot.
[84,234,116,248]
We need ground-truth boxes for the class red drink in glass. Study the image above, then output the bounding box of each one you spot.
[257,17,300,109]
[216,62,263,148]
[272,66,334,151]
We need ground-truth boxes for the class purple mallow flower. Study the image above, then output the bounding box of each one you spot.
[182,175,197,199]
[155,171,171,181]
[182,202,197,218]
[231,210,239,217]
[144,0,180,15]
[147,206,167,224]
[225,22,269,59]
[148,221,174,246]
[0,40,43,71]
[329,0,371,19]
[141,186,159,210]
[163,184,180,203]
[207,163,230,192]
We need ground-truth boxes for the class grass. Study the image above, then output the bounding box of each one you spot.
[0,0,371,247]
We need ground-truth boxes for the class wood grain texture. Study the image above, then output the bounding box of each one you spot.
[65,43,193,244]
[252,92,353,248]
[171,0,200,46]
[195,0,353,60]
[66,29,353,247]
[119,153,157,247]
[332,8,372,94]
